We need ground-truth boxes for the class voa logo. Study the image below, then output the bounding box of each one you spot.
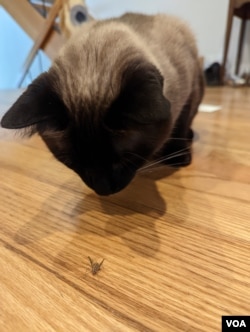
[226,319,246,328]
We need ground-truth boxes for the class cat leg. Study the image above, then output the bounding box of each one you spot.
[159,103,194,167]
[159,69,204,168]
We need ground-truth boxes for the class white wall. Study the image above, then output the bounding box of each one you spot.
[0,7,51,89]
[0,0,249,89]
[88,0,229,68]
[88,0,250,74]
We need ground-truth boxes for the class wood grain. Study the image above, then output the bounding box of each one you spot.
[0,87,249,331]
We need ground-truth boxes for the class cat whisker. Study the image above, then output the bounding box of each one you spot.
[139,146,190,172]
[167,137,192,141]
[165,161,190,168]
[138,155,190,174]
[124,151,150,163]
[138,152,190,173]
[140,161,190,174]
[121,158,136,173]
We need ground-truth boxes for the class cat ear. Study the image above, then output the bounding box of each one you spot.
[105,62,171,130]
[1,72,68,133]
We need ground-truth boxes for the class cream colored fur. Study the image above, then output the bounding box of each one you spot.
[50,13,203,123]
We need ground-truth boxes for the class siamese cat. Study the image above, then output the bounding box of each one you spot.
[1,13,204,195]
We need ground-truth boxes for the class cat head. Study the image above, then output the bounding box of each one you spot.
[1,60,171,195]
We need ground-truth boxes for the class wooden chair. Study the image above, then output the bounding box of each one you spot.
[0,0,63,61]
[221,0,250,82]
[17,0,64,87]
[0,0,64,87]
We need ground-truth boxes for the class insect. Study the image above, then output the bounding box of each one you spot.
[88,256,104,275]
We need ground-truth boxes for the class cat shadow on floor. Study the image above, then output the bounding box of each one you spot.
[14,169,170,259]
[13,162,216,277]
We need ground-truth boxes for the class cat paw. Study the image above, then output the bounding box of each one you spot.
[188,128,194,140]
[159,141,192,168]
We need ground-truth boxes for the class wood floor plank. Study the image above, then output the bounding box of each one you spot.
[0,87,249,331]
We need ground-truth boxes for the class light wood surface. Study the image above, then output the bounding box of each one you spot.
[0,87,249,331]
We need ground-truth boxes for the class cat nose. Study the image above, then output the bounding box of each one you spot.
[92,176,114,196]
[82,169,133,195]
[93,176,123,196]
[81,170,113,195]
[94,183,112,195]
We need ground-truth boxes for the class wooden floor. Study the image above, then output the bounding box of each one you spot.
[0,87,249,331]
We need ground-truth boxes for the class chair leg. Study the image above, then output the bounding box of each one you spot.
[235,18,246,75]
[221,0,234,83]
[17,0,63,87]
